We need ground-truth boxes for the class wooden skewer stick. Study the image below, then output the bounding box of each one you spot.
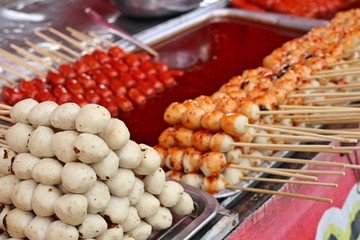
[279,105,352,110]
[239,176,338,187]
[305,96,360,105]
[0,138,8,145]
[259,108,360,115]
[295,117,360,125]
[253,133,334,142]
[10,44,57,72]
[0,142,9,148]
[0,48,47,78]
[48,27,93,52]
[0,74,16,86]
[225,185,332,203]
[0,110,10,115]
[89,31,115,47]
[24,40,73,64]
[290,91,360,98]
[246,123,357,143]
[232,142,351,154]
[297,82,360,91]
[0,103,11,110]
[270,168,345,176]
[34,31,81,58]
[263,124,360,136]
[228,164,317,180]
[0,124,10,129]
[0,115,14,123]
[240,154,347,168]
[0,63,30,80]
[348,103,360,107]
[317,66,360,74]
[66,26,103,49]
[328,58,360,67]
[275,113,360,120]
[309,70,360,79]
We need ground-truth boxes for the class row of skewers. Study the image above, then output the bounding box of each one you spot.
[0,27,183,116]
[152,8,360,201]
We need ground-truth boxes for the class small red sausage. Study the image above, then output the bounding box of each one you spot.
[114,94,134,112]
[128,88,147,106]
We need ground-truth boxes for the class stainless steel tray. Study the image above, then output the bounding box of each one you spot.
[115,8,329,200]
[151,181,219,240]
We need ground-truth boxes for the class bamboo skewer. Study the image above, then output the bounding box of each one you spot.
[48,27,93,52]
[297,82,360,90]
[279,105,353,110]
[305,96,360,105]
[309,70,360,79]
[225,185,332,203]
[246,124,357,143]
[0,63,30,80]
[25,40,73,64]
[0,103,11,110]
[66,26,102,49]
[239,176,338,187]
[295,117,360,125]
[34,31,81,58]
[228,164,317,180]
[240,154,348,168]
[0,115,14,123]
[328,58,360,67]
[270,168,345,176]
[232,142,351,154]
[263,124,360,136]
[253,133,334,142]
[317,66,360,74]
[10,44,57,72]
[89,31,115,47]
[0,75,16,86]
[259,108,360,115]
[290,91,360,98]
[0,48,47,78]
[275,113,360,120]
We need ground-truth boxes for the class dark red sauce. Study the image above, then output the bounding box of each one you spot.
[117,18,304,146]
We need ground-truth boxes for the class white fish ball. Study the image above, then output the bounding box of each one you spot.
[134,192,160,219]
[98,118,130,151]
[28,126,55,158]
[4,208,35,238]
[106,169,135,197]
[73,133,110,164]
[101,196,129,224]
[53,194,88,226]
[24,216,53,240]
[31,158,63,185]
[45,220,79,240]
[75,104,111,134]
[128,178,145,206]
[127,221,152,240]
[120,206,141,232]
[222,167,244,185]
[145,207,173,230]
[28,101,58,126]
[84,181,111,214]
[0,148,16,175]
[50,103,80,130]
[10,98,38,124]
[180,173,204,189]
[95,225,123,240]
[32,184,62,217]
[78,214,107,238]
[122,234,135,240]
[11,179,37,211]
[133,144,161,176]
[116,140,141,169]
[170,192,194,217]
[0,174,20,204]
[5,123,34,153]
[61,162,96,193]
[52,131,78,163]
[91,151,119,180]
[142,167,166,195]
[157,181,184,208]
[0,205,10,231]
[11,153,40,180]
